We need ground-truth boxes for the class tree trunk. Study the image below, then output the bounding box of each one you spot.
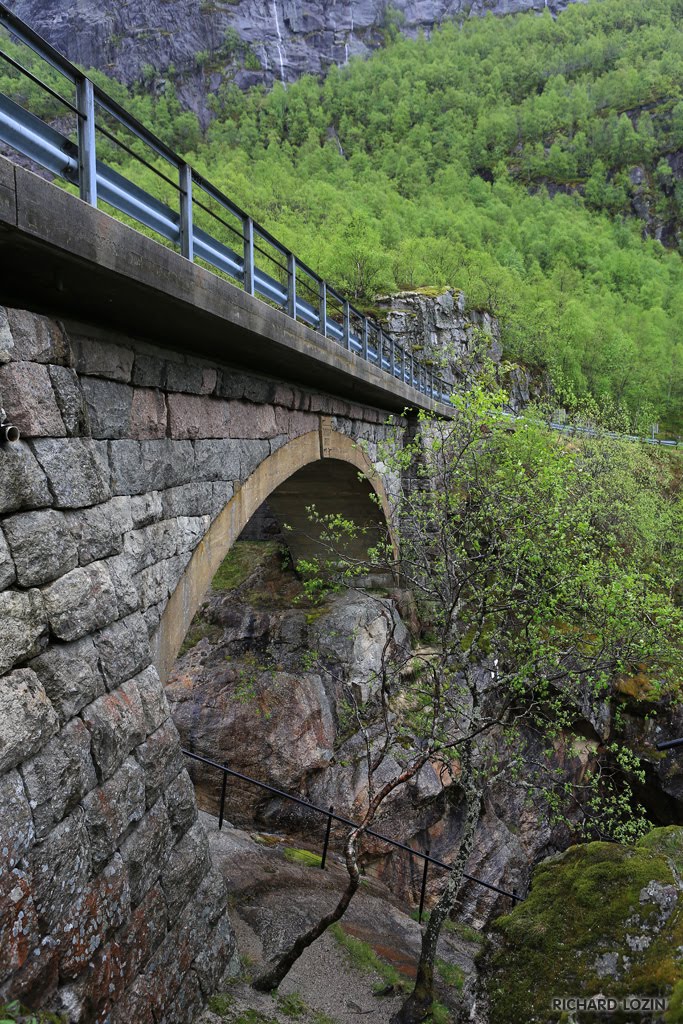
[392,780,482,1024]
[251,834,361,992]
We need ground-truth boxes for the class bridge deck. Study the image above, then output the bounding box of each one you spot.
[0,154,445,414]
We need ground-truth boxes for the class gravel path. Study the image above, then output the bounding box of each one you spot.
[195,813,482,1024]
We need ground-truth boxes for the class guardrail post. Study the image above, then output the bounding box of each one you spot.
[343,301,351,349]
[419,849,430,923]
[319,280,327,337]
[179,163,194,261]
[378,329,384,369]
[76,76,97,207]
[390,336,396,378]
[321,805,334,870]
[243,216,254,295]
[218,767,228,831]
[287,252,297,319]
[362,318,369,361]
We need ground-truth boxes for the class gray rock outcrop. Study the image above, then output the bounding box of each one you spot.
[5,0,585,120]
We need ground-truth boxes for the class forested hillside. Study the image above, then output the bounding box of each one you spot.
[3,0,683,432]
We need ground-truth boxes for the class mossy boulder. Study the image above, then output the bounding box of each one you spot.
[484,827,683,1024]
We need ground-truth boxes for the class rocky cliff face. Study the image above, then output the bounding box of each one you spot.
[5,0,584,119]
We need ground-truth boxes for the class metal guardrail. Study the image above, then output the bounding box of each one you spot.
[0,2,452,406]
[183,748,521,919]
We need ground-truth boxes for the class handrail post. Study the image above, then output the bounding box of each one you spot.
[179,163,194,261]
[218,767,228,831]
[378,329,384,369]
[319,280,327,337]
[321,804,334,870]
[390,336,396,378]
[287,252,297,319]
[76,76,97,207]
[362,318,369,361]
[343,301,351,349]
[243,216,254,295]
[418,849,430,923]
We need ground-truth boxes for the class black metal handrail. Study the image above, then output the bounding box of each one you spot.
[183,748,521,918]
[0,2,452,406]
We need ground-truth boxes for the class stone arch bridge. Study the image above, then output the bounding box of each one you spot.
[0,155,439,1022]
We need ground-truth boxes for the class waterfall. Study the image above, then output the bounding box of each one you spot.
[271,0,286,83]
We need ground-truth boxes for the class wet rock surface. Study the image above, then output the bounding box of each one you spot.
[6,0,584,122]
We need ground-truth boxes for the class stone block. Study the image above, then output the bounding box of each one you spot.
[194,913,236,997]
[69,331,134,382]
[272,382,296,409]
[0,769,35,868]
[57,853,130,979]
[160,821,209,923]
[211,481,234,514]
[228,400,278,439]
[119,799,172,906]
[163,769,197,842]
[167,393,231,440]
[133,559,172,612]
[81,377,134,439]
[30,636,105,723]
[0,589,48,674]
[201,367,218,394]
[165,360,204,395]
[20,718,97,840]
[110,974,155,1024]
[216,372,273,404]
[175,515,210,555]
[132,352,167,389]
[3,509,78,586]
[160,482,214,519]
[30,808,91,930]
[31,438,111,509]
[0,868,40,987]
[81,679,147,782]
[135,665,169,734]
[0,307,12,364]
[105,554,141,616]
[82,758,146,869]
[269,433,288,455]
[0,362,65,437]
[193,438,242,482]
[5,309,68,364]
[0,666,57,773]
[110,439,194,494]
[48,365,88,437]
[42,562,118,642]
[0,442,52,515]
[143,603,161,637]
[274,406,318,438]
[0,934,59,1010]
[0,529,16,589]
[94,612,151,689]
[86,884,166,1021]
[238,438,270,479]
[130,388,168,440]
[124,520,179,572]
[130,491,163,527]
[135,719,184,808]
[66,496,132,565]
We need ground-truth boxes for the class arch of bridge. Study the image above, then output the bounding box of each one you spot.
[155,425,397,683]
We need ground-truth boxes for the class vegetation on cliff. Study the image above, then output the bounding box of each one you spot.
[3,0,683,431]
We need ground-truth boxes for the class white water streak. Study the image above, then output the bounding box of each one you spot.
[271,0,286,82]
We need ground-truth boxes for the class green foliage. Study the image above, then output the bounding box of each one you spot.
[211,541,283,592]
[276,992,308,1018]
[0,1004,66,1024]
[5,0,683,429]
[329,923,408,992]
[207,993,235,1017]
[282,846,323,868]
[435,960,464,991]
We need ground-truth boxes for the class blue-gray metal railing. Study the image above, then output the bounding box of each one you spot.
[0,2,451,405]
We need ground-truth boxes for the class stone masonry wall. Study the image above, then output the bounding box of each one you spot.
[0,304,394,1022]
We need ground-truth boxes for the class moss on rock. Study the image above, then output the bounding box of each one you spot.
[484,827,683,1024]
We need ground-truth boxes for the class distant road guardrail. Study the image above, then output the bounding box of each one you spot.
[0,1,452,405]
